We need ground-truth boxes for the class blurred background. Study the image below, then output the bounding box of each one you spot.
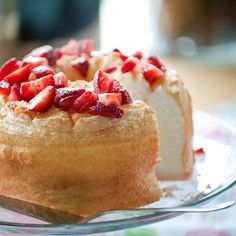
[0,0,236,112]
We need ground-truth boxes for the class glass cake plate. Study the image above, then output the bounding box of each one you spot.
[0,110,235,235]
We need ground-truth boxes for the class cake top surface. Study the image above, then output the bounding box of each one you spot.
[0,39,168,118]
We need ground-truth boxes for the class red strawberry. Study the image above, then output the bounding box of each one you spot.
[93,70,122,94]
[30,45,57,66]
[53,72,68,88]
[30,65,55,80]
[89,102,124,118]
[60,39,93,55]
[20,74,55,100]
[147,56,166,72]
[71,57,89,77]
[9,84,22,101]
[27,86,55,112]
[0,58,20,80]
[4,65,30,84]
[113,48,128,61]
[105,66,117,74]
[77,39,93,55]
[57,95,78,109]
[142,63,164,86]
[54,88,85,106]
[132,51,143,59]
[194,147,205,155]
[120,89,132,104]
[23,56,48,68]
[0,81,11,96]
[73,91,97,112]
[98,93,122,106]
[121,57,138,73]
[93,70,114,94]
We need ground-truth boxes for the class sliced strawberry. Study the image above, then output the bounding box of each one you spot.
[77,39,93,55]
[121,57,138,73]
[142,63,164,86]
[54,88,85,106]
[23,56,48,68]
[0,81,11,96]
[60,39,93,56]
[132,51,143,59]
[53,72,68,88]
[20,74,55,100]
[93,70,123,94]
[113,48,128,61]
[30,65,55,80]
[71,57,89,77]
[27,86,55,112]
[9,84,22,101]
[105,66,117,74]
[147,56,166,72]
[73,91,97,112]
[0,58,20,80]
[4,65,30,84]
[29,45,57,66]
[120,89,132,104]
[98,93,122,106]
[57,95,78,109]
[89,102,124,118]
[93,70,114,94]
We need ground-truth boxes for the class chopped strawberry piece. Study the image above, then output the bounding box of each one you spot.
[77,39,93,55]
[27,86,55,112]
[120,89,132,104]
[57,95,78,109]
[89,102,124,118]
[0,58,20,80]
[9,84,22,101]
[53,72,68,88]
[71,57,89,77]
[54,88,85,106]
[73,91,97,112]
[142,63,164,86]
[31,65,55,80]
[60,39,93,56]
[98,93,122,106]
[20,74,55,100]
[54,48,63,59]
[194,147,205,155]
[0,81,11,96]
[147,56,166,72]
[4,65,30,84]
[132,51,143,59]
[23,56,48,68]
[105,66,117,74]
[121,57,138,73]
[93,70,114,94]
[93,70,123,94]
[29,45,57,66]
[113,49,128,61]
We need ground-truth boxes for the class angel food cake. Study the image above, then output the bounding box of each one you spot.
[0,56,162,216]
[0,39,193,216]
[56,39,194,180]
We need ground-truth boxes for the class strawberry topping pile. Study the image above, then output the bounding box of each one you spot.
[113,49,166,87]
[0,54,132,118]
[0,39,168,118]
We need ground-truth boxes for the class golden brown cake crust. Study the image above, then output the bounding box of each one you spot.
[0,98,161,216]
